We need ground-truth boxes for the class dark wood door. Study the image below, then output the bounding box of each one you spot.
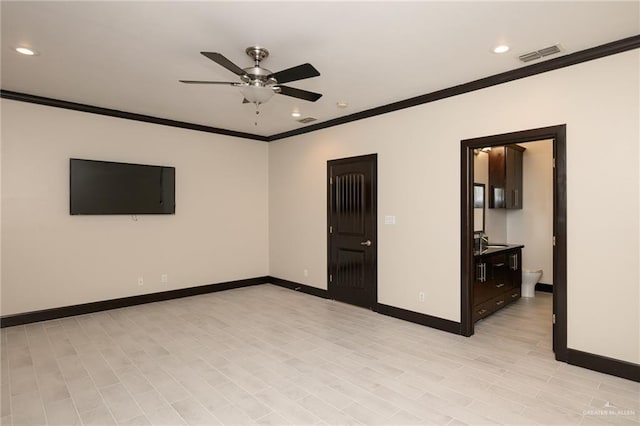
[327,154,377,309]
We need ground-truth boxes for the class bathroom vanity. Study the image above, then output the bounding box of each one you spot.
[473,244,523,322]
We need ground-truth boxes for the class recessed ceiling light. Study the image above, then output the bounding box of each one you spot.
[337,101,348,108]
[493,45,510,54]
[15,47,36,56]
[291,111,301,118]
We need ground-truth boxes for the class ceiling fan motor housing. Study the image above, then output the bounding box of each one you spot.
[244,47,277,86]
[244,66,276,85]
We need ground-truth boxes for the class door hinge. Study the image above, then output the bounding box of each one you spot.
[552,236,556,246]
[552,158,556,168]
[329,274,333,283]
[552,314,556,324]
[329,225,333,234]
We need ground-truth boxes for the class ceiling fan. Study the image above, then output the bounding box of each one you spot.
[179,46,322,107]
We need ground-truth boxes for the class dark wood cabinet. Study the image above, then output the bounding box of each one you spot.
[473,247,522,322]
[489,145,525,209]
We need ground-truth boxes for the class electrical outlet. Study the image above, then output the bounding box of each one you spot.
[138,277,144,286]
[419,292,425,302]
[303,269,308,277]
[161,274,168,283]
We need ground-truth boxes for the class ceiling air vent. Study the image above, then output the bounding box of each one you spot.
[519,44,562,63]
[297,117,317,124]
[519,51,541,63]
[538,44,561,57]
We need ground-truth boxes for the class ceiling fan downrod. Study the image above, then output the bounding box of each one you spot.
[246,46,269,66]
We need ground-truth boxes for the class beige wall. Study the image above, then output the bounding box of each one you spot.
[506,140,554,284]
[1,100,269,316]
[2,50,638,365]
[269,51,639,364]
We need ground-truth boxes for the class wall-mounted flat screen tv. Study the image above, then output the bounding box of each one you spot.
[70,159,175,215]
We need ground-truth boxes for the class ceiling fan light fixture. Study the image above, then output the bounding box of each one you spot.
[239,84,275,104]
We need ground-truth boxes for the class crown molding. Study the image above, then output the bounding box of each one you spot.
[0,90,269,142]
[268,34,640,141]
[2,34,638,142]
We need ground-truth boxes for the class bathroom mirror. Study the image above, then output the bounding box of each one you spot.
[474,183,485,232]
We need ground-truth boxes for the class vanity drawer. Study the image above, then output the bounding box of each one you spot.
[486,253,507,265]
[493,280,509,292]
[473,298,496,322]
[506,288,521,303]
[475,278,509,302]
[492,294,508,310]
[473,279,494,304]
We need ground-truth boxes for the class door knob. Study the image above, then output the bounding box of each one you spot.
[360,240,372,246]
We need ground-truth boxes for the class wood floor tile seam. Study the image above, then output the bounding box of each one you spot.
[5,289,637,426]
[2,356,14,422]
[13,334,50,425]
[80,319,200,425]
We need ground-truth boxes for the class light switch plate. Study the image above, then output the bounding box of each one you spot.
[384,215,396,225]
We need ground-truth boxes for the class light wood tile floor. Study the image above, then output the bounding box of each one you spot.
[1,285,638,425]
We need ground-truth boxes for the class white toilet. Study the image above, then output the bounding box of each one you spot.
[522,269,543,297]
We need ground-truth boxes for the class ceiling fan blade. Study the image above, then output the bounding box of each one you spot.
[200,52,248,77]
[269,63,320,84]
[179,80,238,85]
[242,98,250,104]
[277,85,323,102]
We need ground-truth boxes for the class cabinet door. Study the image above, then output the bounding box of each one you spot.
[505,147,523,209]
[508,249,522,290]
[474,261,493,303]
[488,146,506,209]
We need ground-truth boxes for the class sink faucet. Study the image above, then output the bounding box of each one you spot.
[479,232,489,251]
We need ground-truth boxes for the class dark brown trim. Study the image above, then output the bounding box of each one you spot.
[3,36,638,143]
[460,125,568,362]
[5,273,637,381]
[268,276,461,336]
[568,349,640,383]
[375,304,461,335]
[535,283,554,293]
[0,276,269,328]
[460,143,475,337]
[0,90,269,142]
[268,35,640,141]
[553,126,568,361]
[268,276,329,299]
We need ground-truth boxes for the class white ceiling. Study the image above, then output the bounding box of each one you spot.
[2,1,638,137]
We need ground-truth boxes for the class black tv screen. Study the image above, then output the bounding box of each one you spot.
[70,159,175,215]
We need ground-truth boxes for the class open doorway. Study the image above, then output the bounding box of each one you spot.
[460,125,567,362]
